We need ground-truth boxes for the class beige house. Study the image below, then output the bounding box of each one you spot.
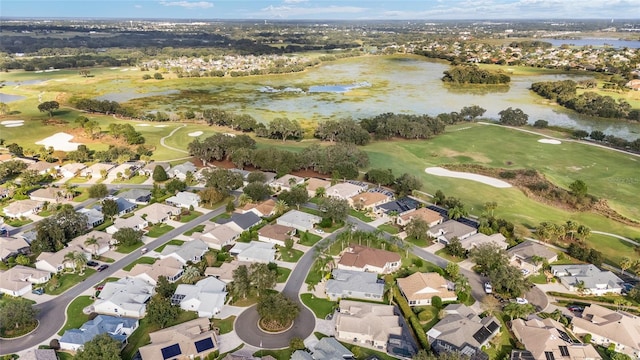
[106,215,148,235]
[129,257,184,285]
[205,261,252,283]
[238,199,276,218]
[191,224,240,250]
[508,241,558,274]
[270,174,305,192]
[27,161,58,175]
[337,245,401,274]
[257,224,295,247]
[0,236,30,262]
[59,163,87,178]
[80,163,116,179]
[512,317,601,360]
[326,182,367,200]
[69,230,114,256]
[29,187,64,203]
[571,304,640,360]
[349,192,391,211]
[397,272,457,306]
[306,178,331,197]
[135,203,181,224]
[0,265,51,297]
[335,300,403,351]
[35,245,92,273]
[138,318,218,360]
[397,208,444,227]
[461,233,508,251]
[3,199,44,218]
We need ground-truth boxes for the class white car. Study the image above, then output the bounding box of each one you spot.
[315,229,324,234]
[521,269,530,276]
[484,282,493,294]
[516,297,529,305]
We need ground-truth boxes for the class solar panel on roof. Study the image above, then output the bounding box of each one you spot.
[557,330,572,343]
[161,344,182,359]
[545,352,555,360]
[194,337,215,353]
[170,293,185,305]
[559,346,569,357]
[472,326,493,343]
[486,321,500,333]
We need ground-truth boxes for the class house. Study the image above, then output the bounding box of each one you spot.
[511,317,601,360]
[59,163,87,178]
[160,239,209,265]
[306,178,331,197]
[337,245,401,274]
[35,245,91,273]
[107,163,139,180]
[112,197,137,216]
[18,349,58,360]
[29,187,62,203]
[166,191,201,209]
[27,161,58,175]
[191,224,241,250]
[69,231,114,256]
[571,304,640,359]
[229,168,251,185]
[257,224,295,247]
[270,174,305,192]
[427,220,478,244]
[140,162,170,177]
[551,264,623,295]
[80,163,115,179]
[3,199,44,218]
[0,236,30,261]
[375,197,420,217]
[172,277,227,317]
[427,304,500,360]
[277,210,321,232]
[135,203,180,224]
[335,300,403,351]
[397,272,457,306]
[118,189,152,205]
[59,315,138,351]
[508,241,558,274]
[205,261,252,283]
[461,233,508,251]
[325,269,384,301]
[0,265,51,297]
[130,257,184,285]
[138,318,218,360]
[169,161,197,181]
[217,212,262,233]
[93,277,154,318]
[106,215,148,235]
[77,208,105,228]
[292,337,354,360]
[326,182,367,200]
[230,241,276,264]
[397,208,444,227]
[350,191,391,211]
[238,199,276,218]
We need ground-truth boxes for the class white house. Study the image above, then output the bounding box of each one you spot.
[230,241,276,264]
[326,182,367,200]
[191,224,241,250]
[69,231,114,257]
[551,264,623,295]
[35,245,91,273]
[94,277,154,318]
[59,163,87,178]
[169,161,196,181]
[172,277,227,318]
[160,239,209,265]
[129,257,184,285]
[276,210,321,232]
[0,265,51,297]
[106,215,148,235]
[76,208,105,229]
[270,174,305,192]
[59,315,138,351]
[166,191,200,209]
[81,163,115,179]
[134,203,180,224]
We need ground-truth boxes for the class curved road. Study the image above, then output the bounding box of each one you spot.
[0,206,226,355]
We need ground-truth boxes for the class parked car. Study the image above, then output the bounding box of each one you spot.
[315,228,324,234]
[97,264,109,272]
[32,288,44,295]
[521,268,530,276]
[484,282,493,294]
[567,305,584,312]
[516,297,529,305]
[87,260,99,267]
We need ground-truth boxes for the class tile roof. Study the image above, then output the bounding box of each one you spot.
[397,272,457,302]
[257,224,295,242]
[350,191,390,207]
[338,245,401,269]
[399,207,443,224]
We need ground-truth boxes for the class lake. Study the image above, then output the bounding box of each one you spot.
[543,38,640,49]
[0,93,26,103]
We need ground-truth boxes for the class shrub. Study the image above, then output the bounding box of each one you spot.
[418,310,433,321]
[432,296,443,309]
[499,171,516,179]
[49,339,60,350]
[583,333,592,343]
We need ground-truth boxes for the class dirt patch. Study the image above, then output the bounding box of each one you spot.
[434,148,491,163]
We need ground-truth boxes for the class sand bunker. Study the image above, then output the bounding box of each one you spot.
[425,167,512,188]
[538,139,561,145]
[188,131,204,137]
[36,132,84,152]
[137,124,150,127]
[4,123,24,128]
[154,125,168,128]
[1,120,24,127]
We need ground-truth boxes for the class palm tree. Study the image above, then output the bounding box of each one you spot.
[564,220,579,241]
[620,257,633,275]
[238,193,251,207]
[576,225,591,241]
[315,187,326,198]
[181,266,201,284]
[447,205,466,220]
[63,252,77,273]
[84,235,102,257]
[74,252,88,275]
[483,201,498,216]
[575,280,587,296]
[274,200,288,216]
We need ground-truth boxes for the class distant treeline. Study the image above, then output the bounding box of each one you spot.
[1,54,135,71]
[508,40,553,49]
[442,65,511,84]
[530,80,639,120]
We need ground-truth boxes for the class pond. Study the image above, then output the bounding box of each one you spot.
[0,93,26,103]
[95,89,179,102]
[542,38,640,49]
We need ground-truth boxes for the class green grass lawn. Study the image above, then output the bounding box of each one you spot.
[583,233,637,267]
[66,177,88,184]
[529,272,548,284]
[276,267,291,283]
[154,239,185,252]
[183,224,205,236]
[211,213,230,222]
[56,352,74,360]
[404,236,431,248]
[212,316,235,334]
[378,223,399,235]
[298,232,322,246]
[177,211,202,223]
[112,175,149,184]
[435,248,465,263]
[94,219,113,232]
[122,256,156,271]
[116,240,145,254]
[45,269,97,295]
[253,349,293,360]
[57,296,93,335]
[3,217,32,227]
[278,247,304,262]
[484,315,516,360]
[73,188,91,202]
[339,341,400,360]
[146,223,175,238]
[349,209,373,222]
[300,293,337,319]
[122,311,198,360]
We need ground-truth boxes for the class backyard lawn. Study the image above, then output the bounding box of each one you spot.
[178,211,203,223]
[154,239,185,252]
[146,223,175,238]
[212,316,236,335]
[57,296,94,335]
[276,267,291,283]
[378,223,399,235]
[45,269,97,295]
[278,247,304,262]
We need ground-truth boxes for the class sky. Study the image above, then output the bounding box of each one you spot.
[2,0,639,20]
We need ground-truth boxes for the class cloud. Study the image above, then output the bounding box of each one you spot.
[261,5,366,18]
[134,4,142,8]
[159,1,213,9]
[283,0,308,3]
